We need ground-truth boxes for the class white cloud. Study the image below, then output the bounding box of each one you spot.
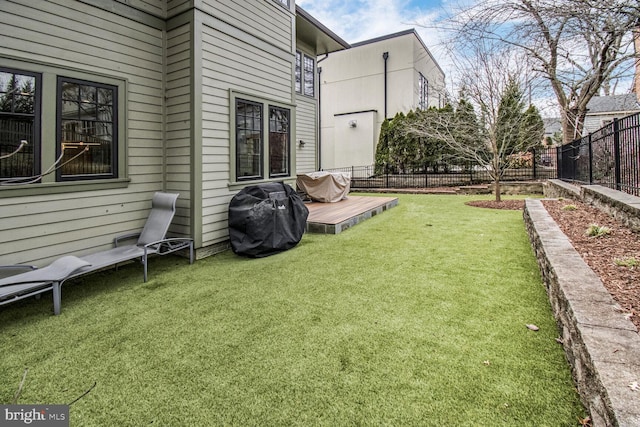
[297,0,442,44]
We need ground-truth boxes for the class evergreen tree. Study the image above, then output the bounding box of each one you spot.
[453,98,481,167]
[518,104,544,151]
[375,119,391,175]
[495,77,525,154]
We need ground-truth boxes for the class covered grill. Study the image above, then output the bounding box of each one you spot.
[228,182,309,258]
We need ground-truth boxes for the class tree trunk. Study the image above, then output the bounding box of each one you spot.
[494,177,501,202]
[561,108,587,144]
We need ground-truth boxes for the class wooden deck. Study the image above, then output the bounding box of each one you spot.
[305,196,399,234]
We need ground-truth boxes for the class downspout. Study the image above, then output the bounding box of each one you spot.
[317,65,322,171]
[317,54,329,171]
[382,52,389,119]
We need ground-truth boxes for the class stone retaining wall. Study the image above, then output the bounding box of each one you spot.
[524,181,640,426]
[544,180,640,232]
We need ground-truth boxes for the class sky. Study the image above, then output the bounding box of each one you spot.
[296,0,448,45]
[296,0,460,93]
[296,0,637,118]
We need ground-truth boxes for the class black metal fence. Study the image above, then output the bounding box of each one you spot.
[0,118,35,178]
[324,147,557,189]
[558,112,640,196]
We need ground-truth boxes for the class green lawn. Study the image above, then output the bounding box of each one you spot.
[0,194,586,426]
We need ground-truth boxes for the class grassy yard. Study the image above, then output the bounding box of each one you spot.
[0,194,586,426]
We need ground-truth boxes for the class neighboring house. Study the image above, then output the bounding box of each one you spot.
[317,29,446,169]
[583,93,640,135]
[0,0,348,265]
[542,118,562,145]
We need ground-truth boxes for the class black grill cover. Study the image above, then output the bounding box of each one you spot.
[228,182,309,258]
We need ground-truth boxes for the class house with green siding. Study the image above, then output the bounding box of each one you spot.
[0,0,349,265]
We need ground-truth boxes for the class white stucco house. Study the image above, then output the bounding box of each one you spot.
[317,29,446,170]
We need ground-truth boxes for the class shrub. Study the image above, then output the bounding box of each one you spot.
[585,224,611,237]
[614,257,639,268]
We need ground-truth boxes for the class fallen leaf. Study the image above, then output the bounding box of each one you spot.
[577,415,591,426]
[629,381,639,391]
[526,324,539,331]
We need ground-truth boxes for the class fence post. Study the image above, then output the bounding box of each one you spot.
[532,148,537,179]
[385,163,390,188]
[425,163,428,188]
[573,142,579,181]
[587,133,593,185]
[613,118,621,190]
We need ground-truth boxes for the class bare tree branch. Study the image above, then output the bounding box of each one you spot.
[440,0,638,143]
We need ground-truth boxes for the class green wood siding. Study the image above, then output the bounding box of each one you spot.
[117,0,165,17]
[201,0,292,53]
[167,0,191,18]
[0,0,317,264]
[295,96,317,173]
[165,22,193,239]
[197,5,294,247]
[0,0,165,265]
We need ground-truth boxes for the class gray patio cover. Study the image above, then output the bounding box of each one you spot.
[296,171,350,203]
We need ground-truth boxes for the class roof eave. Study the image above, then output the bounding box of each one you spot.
[295,5,350,55]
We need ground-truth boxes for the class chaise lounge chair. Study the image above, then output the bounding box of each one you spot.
[75,191,194,283]
[0,256,91,315]
[0,192,193,315]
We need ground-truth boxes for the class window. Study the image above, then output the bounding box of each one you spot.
[0,68,41,181]
[303,55,315,97]
[269,106,290,177]
[0,60,125,192]
[295,51,315,97]
[295,52,302,94]
[233,94,292,183]
[275,0,289,6]
[236,99,263,180]
[418,73,428,110]
[58,77,117,180]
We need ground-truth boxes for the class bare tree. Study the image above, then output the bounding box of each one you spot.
[406,44,544,201]
[448,0,639,143]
